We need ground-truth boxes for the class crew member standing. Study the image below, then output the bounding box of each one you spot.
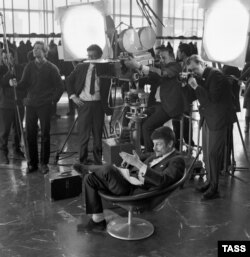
[185,55,235,200]
[10,41,63,174]
[66,44,112,166]
[0,49,26,164]
[174,43,195,148]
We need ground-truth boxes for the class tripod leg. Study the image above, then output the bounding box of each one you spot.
[53,116,78,164]
[182,121,203,187]
[179,116,184,152]
[15,104,30,162]
[236,117,250,171]
[103,123,109,139]
[231,133,236,174]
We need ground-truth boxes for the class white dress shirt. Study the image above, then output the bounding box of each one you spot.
[79,64,101,101]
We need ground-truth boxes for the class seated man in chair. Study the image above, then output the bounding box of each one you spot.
[76,126,185,232]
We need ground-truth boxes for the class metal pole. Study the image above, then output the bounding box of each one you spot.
[54,116,78,164]
[129,0,132,27]
[128,210,132,225]
[152,0,163,47]
[236,117,250,170]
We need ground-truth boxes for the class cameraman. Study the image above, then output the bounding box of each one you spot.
[125,46,184,153]
[174,43,195,148]
[184,55,235,200]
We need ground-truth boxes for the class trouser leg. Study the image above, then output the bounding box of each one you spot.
[37,104,52,165]
[142,105,171,152]
[26,106,39,167]
[0,108,14,154]
[84,164,134,214]
[78,103,92,163]
[203,122,227,190]
[91,102,104,164]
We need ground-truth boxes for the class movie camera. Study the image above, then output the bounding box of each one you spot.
[178,72,195,86]
[84,26,156,146]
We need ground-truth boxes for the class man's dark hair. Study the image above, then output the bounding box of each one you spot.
[178,43,192,57]
[151,126,175,146]
[87,44,103,58]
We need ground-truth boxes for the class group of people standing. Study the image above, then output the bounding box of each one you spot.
[0,41,64,174]
[0,40,239,199]
[0,39,245,233]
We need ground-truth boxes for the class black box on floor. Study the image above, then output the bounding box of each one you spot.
[102,138,134,166]
[45,170,82,201]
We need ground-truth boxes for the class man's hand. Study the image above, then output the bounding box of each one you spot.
[149,67,161,76]
[119,150,143,170]
[188,77,198,90]
[9,78,17,87]
[71,96,85,107]
[124,58,140,70]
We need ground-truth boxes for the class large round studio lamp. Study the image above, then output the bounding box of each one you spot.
[201,0,250,67]
[56,2,111,60]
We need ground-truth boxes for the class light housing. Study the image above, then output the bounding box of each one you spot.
[56,1,111,61]
[201,0,250,67]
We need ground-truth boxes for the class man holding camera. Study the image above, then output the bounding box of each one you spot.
[174,43,195,148]
[185,55,235,200]
[125,45,184,153]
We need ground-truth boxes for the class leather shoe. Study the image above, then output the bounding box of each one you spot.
[77,219,106,232]
[195,182,210,193]
[26,165,38,173]
[201,187,220,201]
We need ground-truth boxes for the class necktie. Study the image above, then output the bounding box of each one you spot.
[89,66,96,95]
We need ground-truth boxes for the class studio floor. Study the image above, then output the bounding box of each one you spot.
[0,95,250,257]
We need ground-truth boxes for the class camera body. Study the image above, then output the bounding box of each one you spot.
[178,72,195,86]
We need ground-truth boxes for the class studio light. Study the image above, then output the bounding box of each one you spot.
[56,2,108,60]
[202,0,250,67]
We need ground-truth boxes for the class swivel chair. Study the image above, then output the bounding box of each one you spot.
[98,169,187,240]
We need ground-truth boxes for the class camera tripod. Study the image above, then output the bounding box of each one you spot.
[53,115,109,165]
[223,115,250,175]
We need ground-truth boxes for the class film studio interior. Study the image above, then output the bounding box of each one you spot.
[0,0,250,256]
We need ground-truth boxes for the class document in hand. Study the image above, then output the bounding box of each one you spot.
[114,165,143,186]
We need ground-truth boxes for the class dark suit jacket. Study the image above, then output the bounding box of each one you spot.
[141,150,185,189]
[66,63,113,115]
[182,67,235,131]
[153,62,184,117]
[87,150,185,192]
[0,64,26,109]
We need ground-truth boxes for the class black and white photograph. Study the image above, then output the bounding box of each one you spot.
[0,0,250,256]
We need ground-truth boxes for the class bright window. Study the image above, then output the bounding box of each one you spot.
[13,0,28,9]
[14,11,29,34]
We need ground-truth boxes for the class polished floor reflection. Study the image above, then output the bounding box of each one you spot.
[0,98,250,257]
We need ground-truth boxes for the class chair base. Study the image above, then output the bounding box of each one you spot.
[107,217,154,240]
